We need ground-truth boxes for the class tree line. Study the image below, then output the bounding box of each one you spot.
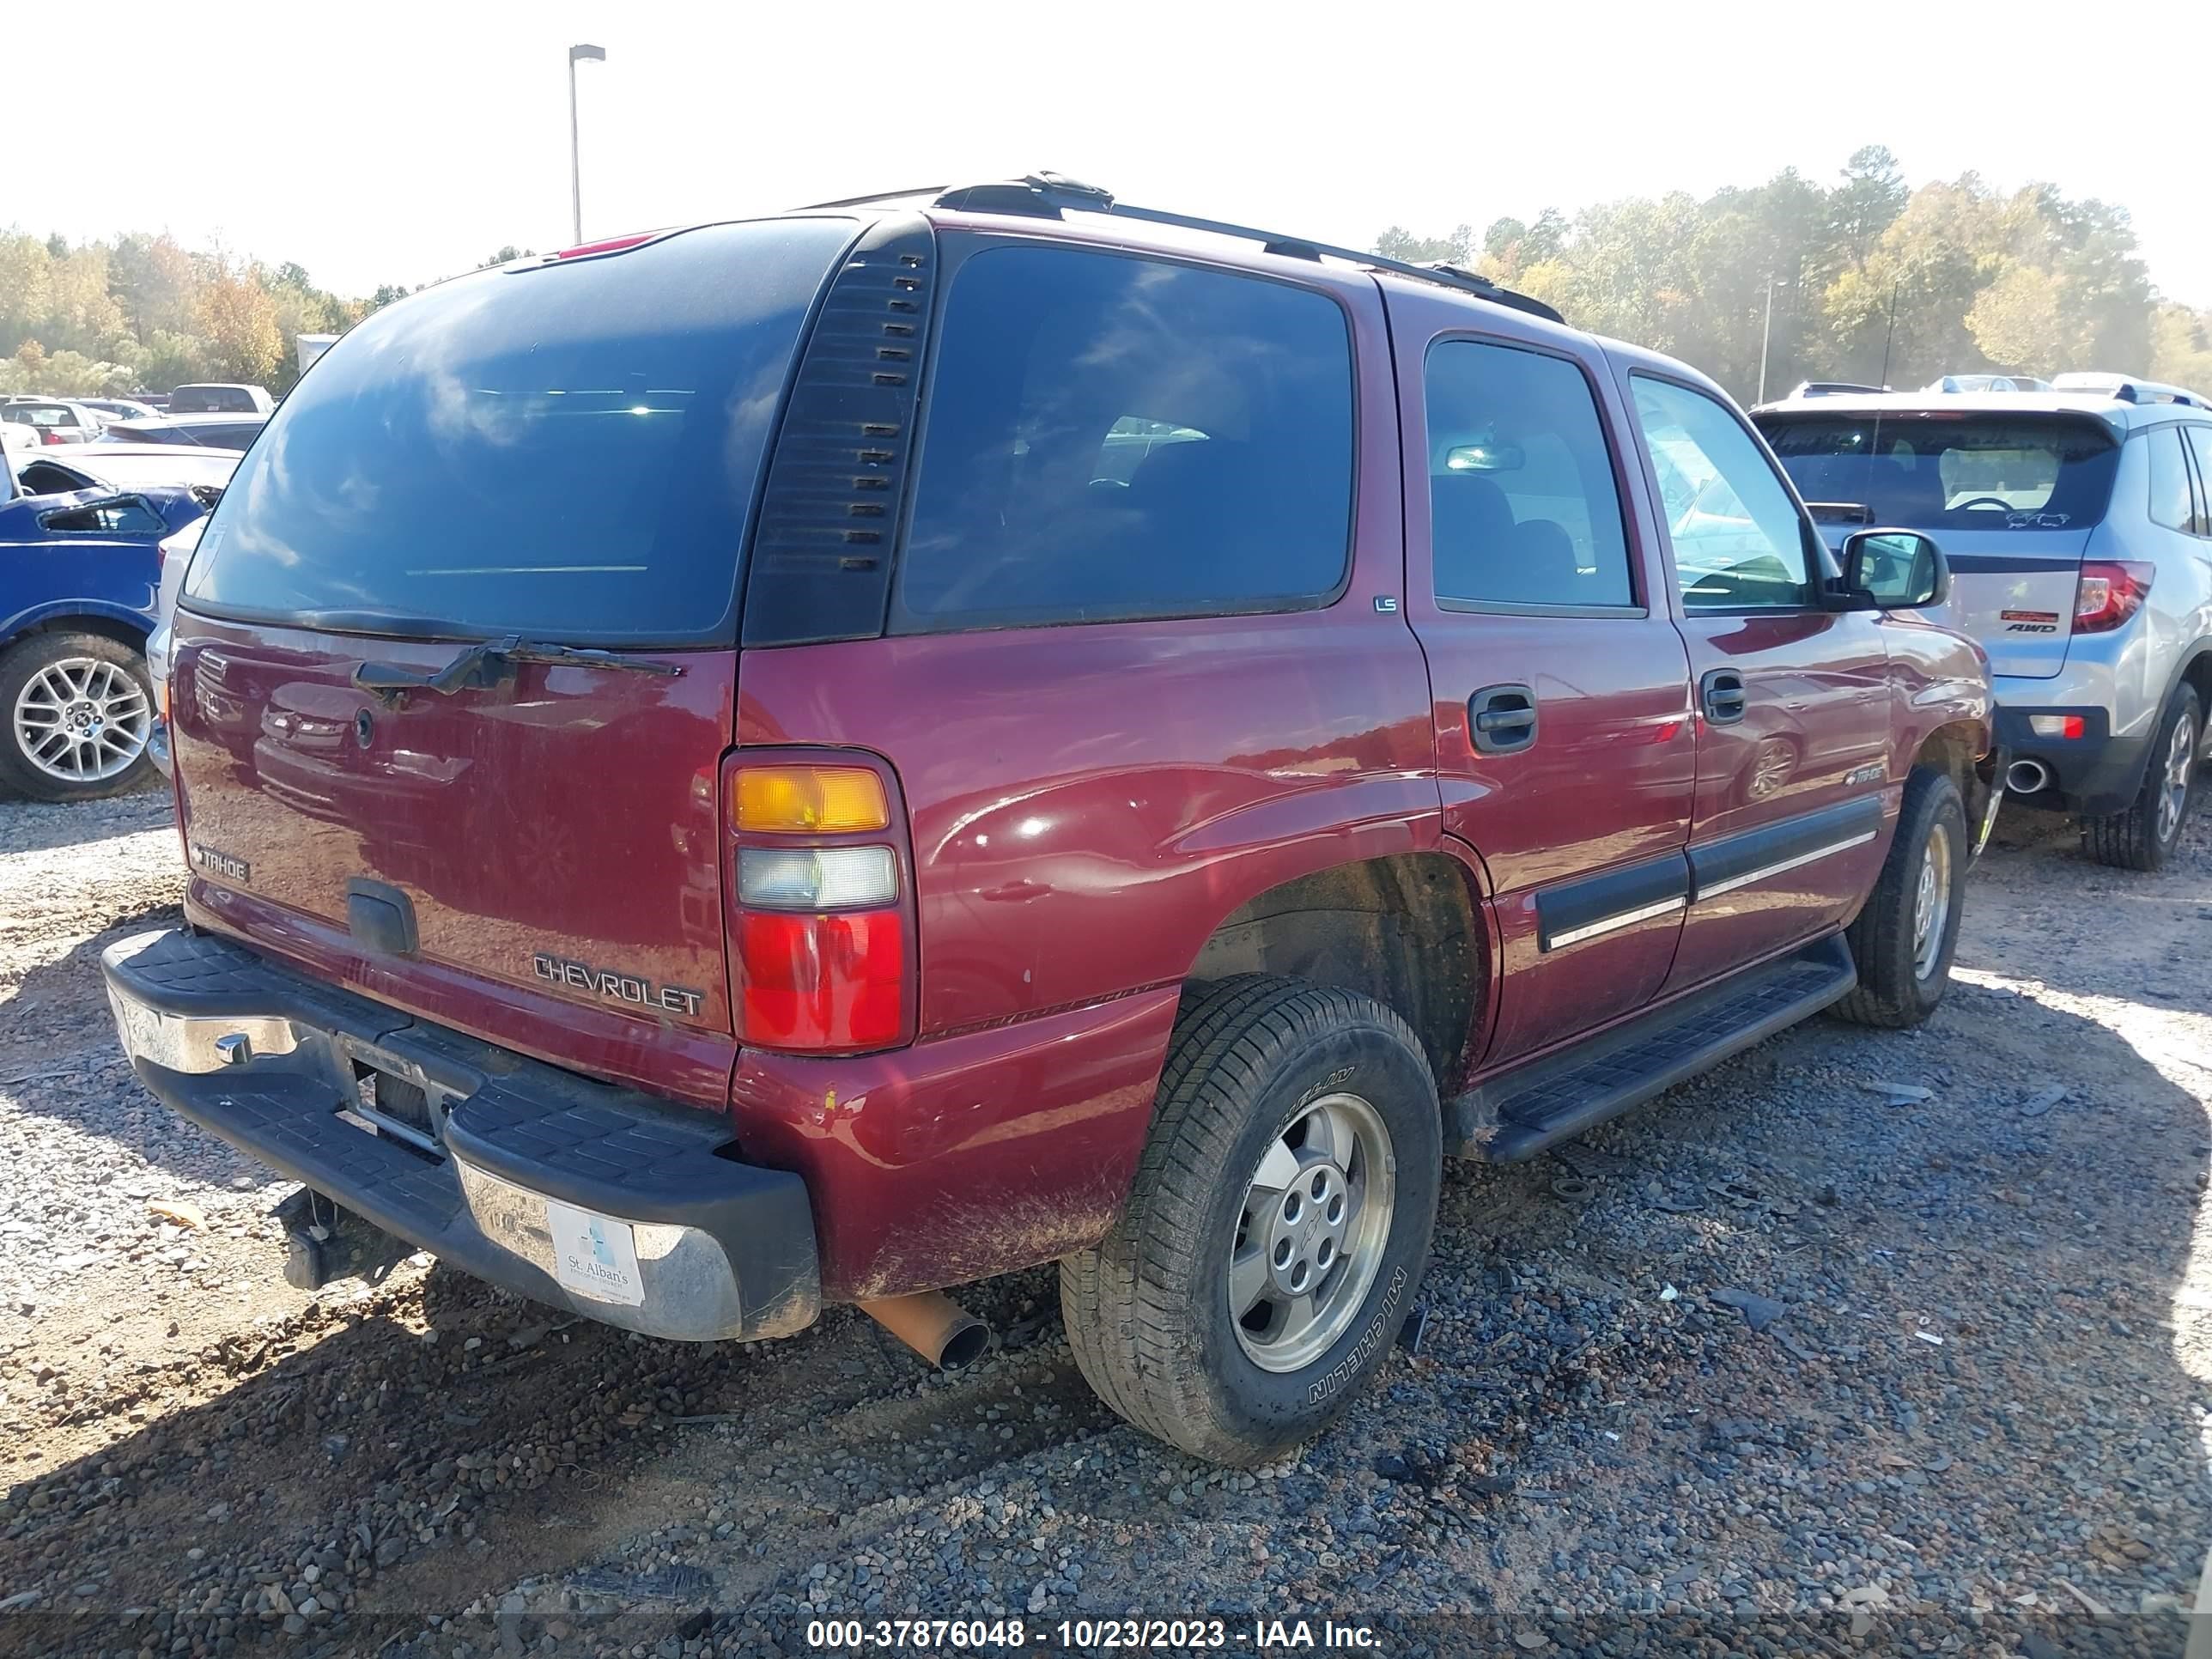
[0,234,530,401]
[1382,146,2212,403]
[10,149,2209,405]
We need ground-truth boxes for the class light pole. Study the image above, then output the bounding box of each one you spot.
[1758,276,1775,405]
[568,44,605,246]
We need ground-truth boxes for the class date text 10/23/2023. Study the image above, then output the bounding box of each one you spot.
[805,1618,1383,1650]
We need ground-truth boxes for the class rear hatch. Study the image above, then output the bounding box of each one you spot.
[1759,407,2121,678]
[167,218,859,1091]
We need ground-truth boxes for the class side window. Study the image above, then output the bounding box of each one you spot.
[896,245,1354,630]
[40,496,166,536]
[2185,428,2212,535]
[1631,377,1814,610]
[1423,341,1634,609]
[2147,427,2197,533]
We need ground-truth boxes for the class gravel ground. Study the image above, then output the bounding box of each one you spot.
[3,787,2210,1658]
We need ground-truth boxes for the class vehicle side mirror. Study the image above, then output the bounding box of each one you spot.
[1840,528,1948,610]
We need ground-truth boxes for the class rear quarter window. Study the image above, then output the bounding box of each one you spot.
[894,244,1355,630]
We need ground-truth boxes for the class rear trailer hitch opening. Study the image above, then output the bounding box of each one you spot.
[274,1186,412,1291]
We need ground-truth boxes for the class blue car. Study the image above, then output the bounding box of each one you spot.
[0,458,214,800]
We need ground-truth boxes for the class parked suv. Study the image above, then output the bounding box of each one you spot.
[102,179,1996,1463]
[1755,374,2212,869]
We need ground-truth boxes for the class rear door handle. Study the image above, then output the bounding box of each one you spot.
[1469,684,1538,754]
[1700,668,1747,725]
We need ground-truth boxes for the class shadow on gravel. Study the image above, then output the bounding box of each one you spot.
[1368,916,2212,1651]
[0,1250,1085,1659]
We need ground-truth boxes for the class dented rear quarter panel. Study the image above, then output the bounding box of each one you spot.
[726,265,1445,1297]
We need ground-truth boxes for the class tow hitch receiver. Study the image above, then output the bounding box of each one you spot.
[275,1186,412,1291]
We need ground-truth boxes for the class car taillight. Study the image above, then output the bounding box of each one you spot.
[723,756,913,1054]
[2074,561,2153,633]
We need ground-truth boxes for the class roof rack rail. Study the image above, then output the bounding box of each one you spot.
[793,184,949,211]
[922,173,1566,325]
[2051,370,2206,408]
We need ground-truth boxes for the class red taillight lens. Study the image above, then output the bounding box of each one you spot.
[738,910,905,1052]
[42,430,64,445]
[722,750,915,1054]
[2074,561,2153,633]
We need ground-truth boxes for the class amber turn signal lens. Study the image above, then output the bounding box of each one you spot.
[733,766,890,834]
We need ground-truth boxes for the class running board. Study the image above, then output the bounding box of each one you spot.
[1449,935,1856,1163]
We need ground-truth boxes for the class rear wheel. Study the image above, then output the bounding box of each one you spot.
[1060,977,1439,1466]
[0,632,156,803]
[1834,768,1967,1029]
[2081,685,2200,872]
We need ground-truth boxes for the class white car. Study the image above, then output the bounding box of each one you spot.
[143,514,207,775]
[7,444,241,499]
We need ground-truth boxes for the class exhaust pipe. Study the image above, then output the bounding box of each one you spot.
[2006,757,2053,795]
[859,1291,990,1370]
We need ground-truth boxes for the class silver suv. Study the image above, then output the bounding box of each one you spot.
[1754,375,2212,870]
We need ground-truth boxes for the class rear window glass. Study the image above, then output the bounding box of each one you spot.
[185,218,857,643]
[4,405,80,428]
[896,244,1353,629]
[171,387,253,413]
[1759,413,2120,529]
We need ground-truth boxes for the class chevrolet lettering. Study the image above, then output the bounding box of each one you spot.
[531,952,705,1018]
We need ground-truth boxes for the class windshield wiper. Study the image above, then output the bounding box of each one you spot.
[352,635,683,705]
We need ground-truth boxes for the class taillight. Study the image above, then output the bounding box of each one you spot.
[2074,561,2153,633]
[723,755,913,1054]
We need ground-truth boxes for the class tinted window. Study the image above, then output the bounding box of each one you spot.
[2186,428,2212,536]
[896,245,1353,629]
[1632,378,1811,609]
[170,386,252,413]
[185,218,856,642]
[3,404,82,429]
[1762,412,2118,530]
[41,496,166,535]
[17,461,93,495]
[1424,341,1632,608]
[2148,426,2199,534]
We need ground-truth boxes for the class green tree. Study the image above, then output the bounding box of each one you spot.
[1373,225,1473,266]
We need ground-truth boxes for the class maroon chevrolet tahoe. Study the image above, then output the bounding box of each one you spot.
[103,176,1998,1464]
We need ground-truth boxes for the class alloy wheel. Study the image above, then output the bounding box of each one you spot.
[1229,1092,1395,1373]
[1911,819,1953,980]
[2156,708,2196,844]
[12,656,150,784]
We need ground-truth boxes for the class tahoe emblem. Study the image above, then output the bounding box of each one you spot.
[190,842,251,883]
[532,952,704,1018]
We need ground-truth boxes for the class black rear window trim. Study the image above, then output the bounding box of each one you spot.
[880,229,1363,639]
[179,216,867,653]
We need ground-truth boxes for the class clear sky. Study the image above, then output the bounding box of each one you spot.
[18,1,2211,306]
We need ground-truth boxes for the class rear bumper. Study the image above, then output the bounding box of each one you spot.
[100,927,818,1342]
[1992,705,2148,816]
